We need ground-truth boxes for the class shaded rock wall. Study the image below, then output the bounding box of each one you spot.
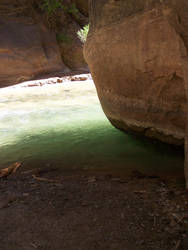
[0,0,88,88]
[0,16,65,88]
[75,0,88,16]
[84,0,188,145]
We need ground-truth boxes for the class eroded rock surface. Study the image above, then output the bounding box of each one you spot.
[0,0,89,87]
[0,16,66,88]
[84,0,188,146]
[75,0,88,16]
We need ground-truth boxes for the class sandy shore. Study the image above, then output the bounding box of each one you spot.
[0,167,188,250]
[8,73,92,89]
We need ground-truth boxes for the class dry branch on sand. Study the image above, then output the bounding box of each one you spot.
[0,162,22,178]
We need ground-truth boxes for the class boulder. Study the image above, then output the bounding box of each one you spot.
[57,17,87,70]
[84,0,188,146]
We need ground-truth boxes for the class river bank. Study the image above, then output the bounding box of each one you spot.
[0,74,187,249]
[0,167,188,250]
[6,73,92,89]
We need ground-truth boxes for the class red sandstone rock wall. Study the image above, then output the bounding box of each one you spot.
[84,0,188,145]
[0,16,66,88]
[0,0,88,87]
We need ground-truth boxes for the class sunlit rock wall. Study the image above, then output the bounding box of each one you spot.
[84,0,188,145]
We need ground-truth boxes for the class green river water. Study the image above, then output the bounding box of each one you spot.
[0,79,184,178]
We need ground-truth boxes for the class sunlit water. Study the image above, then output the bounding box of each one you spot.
[0,79,184,177]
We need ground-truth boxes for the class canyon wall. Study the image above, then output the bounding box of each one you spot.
[0,0,88,88]
[84,0,188,146]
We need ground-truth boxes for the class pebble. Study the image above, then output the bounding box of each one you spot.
[23,193,29,197]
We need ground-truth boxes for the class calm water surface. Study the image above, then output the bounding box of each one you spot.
[0,79,184,177]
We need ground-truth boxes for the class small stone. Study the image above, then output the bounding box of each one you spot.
[57,79,62,83]
[0,201,8,209]
[23,193,29,197]
[87,177,96,183]
[121,213,125,219]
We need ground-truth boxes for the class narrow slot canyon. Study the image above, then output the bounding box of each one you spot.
[0,1,188,250]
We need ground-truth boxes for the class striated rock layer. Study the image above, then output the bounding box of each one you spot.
[84,0,188,146]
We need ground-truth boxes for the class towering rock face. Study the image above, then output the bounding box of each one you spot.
[0,16,65,88]
[0,1,65,88]
[84,0,188,146]
[0,0,89,88]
